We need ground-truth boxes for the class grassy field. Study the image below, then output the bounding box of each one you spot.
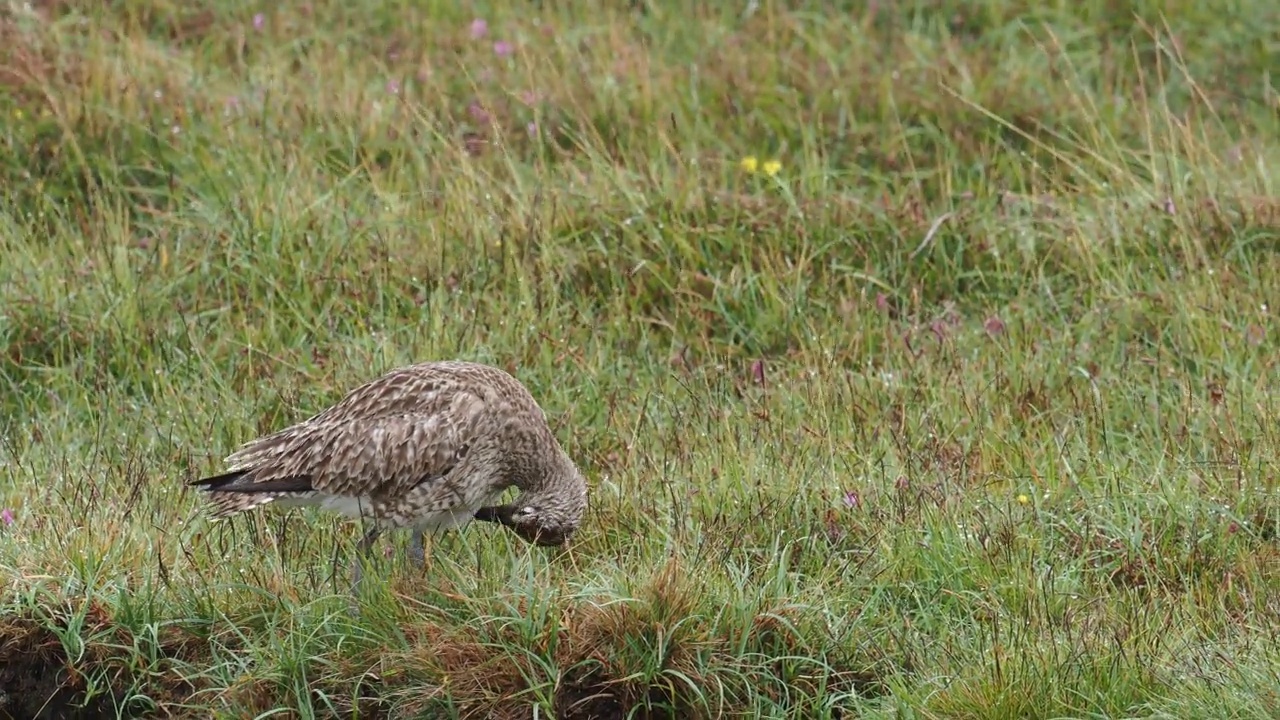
[2,0,1279,717]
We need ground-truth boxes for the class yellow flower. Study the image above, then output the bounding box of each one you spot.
[739,155,758,173]
[12,109,22,120]
[762,159,782,176]
[1017,494,1030,505]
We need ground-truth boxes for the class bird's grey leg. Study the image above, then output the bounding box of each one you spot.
[350,527,382,594]
[408,529,426,567]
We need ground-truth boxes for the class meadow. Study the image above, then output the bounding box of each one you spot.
[2,1,1279,717]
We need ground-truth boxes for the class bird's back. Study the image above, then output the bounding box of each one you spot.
[190,360,555,522]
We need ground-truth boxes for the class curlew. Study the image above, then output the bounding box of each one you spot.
[189,360,589,588]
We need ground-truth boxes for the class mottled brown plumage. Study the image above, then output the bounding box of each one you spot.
[190,361,589,579]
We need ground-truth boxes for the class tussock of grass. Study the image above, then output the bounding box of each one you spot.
[2,0,1279,718]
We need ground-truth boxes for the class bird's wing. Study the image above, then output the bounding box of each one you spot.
[209,388,487,501]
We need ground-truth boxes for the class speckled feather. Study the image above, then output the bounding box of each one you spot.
[191,361,589,539]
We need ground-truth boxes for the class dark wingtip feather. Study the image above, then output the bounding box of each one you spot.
[189,470,248,489]
[190,470,315,494]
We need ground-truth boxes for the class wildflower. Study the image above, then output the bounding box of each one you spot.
[526,121,538,138]
[470,18,488,39]
[1245,324,1265,346]
[842,491,860,509]
[387,79,401,95]
[252,13,265,31]
[12,109,22,120]
[493,40,514,57]
[1017,494,1030,505]
[984,315,1006,336]
[761,159,781,176]
[467,101,491,124]
[1,508,12,526]
[740,155,759,173]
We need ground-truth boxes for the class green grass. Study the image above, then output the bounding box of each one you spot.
[2,0,1279,717]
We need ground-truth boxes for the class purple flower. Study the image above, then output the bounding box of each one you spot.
[842,491,860,509]
[526,121,538,138]
[467,101,491,124]
[386,79,401,95]
[469,18,488,39]
[493,40,514,57]
[252,13,265,31]
[1,508,13,526]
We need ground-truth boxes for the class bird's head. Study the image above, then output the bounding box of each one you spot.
[475,460,587,547]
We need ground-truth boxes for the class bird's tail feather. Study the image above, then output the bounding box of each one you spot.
[191,469,317,518]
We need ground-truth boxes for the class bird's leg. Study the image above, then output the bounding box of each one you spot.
[350,527,382,594]
[408,529,426,567]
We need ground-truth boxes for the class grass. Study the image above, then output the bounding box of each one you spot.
[1,0,1279,717]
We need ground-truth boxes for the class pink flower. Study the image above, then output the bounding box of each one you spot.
[1245,324,1265,346]
[750,359,766,387]
[386,79,401,95]
[467,101,491,124]
[493,40,514,57]
[469,18,488,39]
[252,13,265,31]
[842,491,860,509]
[1,508,13,526]
[526,121,538,137]
[984,315,1006,336]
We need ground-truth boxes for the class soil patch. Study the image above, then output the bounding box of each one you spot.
[0,617,124,720]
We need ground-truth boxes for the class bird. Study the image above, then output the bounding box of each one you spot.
[188,360,589,590]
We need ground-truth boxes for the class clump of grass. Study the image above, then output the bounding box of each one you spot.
[2,0,1279,717]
